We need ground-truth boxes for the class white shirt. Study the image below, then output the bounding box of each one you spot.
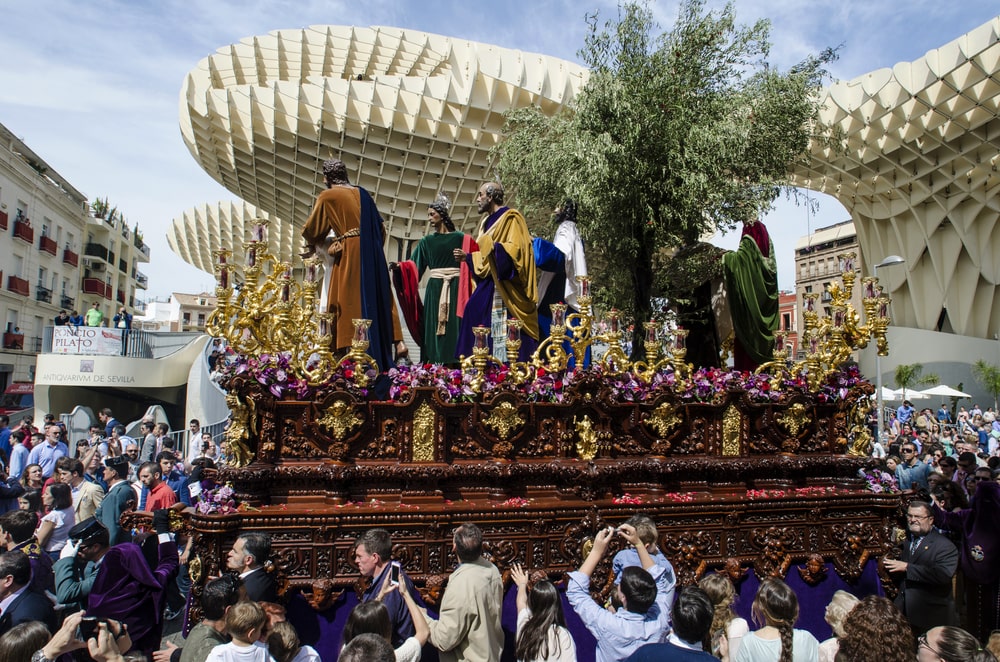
[515,608,577,662]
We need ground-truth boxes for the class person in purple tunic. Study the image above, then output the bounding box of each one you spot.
[933,476,1000,643]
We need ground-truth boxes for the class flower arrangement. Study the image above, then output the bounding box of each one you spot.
[861,469,899,494]
[195,483,238,515]
[219,350,868,405]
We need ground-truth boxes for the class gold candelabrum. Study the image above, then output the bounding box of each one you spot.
[756,251,892,390]
[206,218,343,387]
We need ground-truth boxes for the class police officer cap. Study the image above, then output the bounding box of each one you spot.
[104,454,130,477]
[69,517,108,545]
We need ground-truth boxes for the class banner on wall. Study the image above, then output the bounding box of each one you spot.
[52,327,124,356]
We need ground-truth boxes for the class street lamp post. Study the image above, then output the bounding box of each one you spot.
[874,255,905,446]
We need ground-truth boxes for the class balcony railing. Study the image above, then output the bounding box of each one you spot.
[35,285,53,304]
[82,278,110,298]
[1,332,24,350]
[6,275,29,296]
[62,248,79,267]
[84,242,109,262]
[136,272,149,289]
[13,219,34,244]
[61,294,75,309]
[0,210,7,230]
[39,235,58,256]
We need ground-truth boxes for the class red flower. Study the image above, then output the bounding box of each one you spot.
[344,369,354,379]
[537,367,547,377]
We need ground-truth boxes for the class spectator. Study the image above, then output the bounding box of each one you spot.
[426,522,503,662]
[268,621,321,662]
[566,524,672,662]
[354,528,415,646]
[190,432,217,465]
[36,483,74,560]
[818,591,859,662]
[0,509,53,593]
[0,416,10,461]
[17,489,43,523]
[0,464,24,516]
[895,441,931,491]
[85,303,104,328]
[834,595,915,662]
[174,574,244,662]
[157,452,190,506]
[138,421,157,465]
[94,455,136,545]
[98,409,120,441]
[897,400,916,426]
[625,586,718,661]
[918,626,997,662]
[69,310,84,326]
[26,427,68,480]
[932,479,1000,643]
[341,581,430,662]
[0,620,51,662]
[226,532,277,602]
[112,306,132,330]
[510,563,576,662]
[611,514,676,609]
[734,577,818,662]
[340,633,394,662]
[8,431,28,480]
[0,550,56,636]
[884,500,959,634]
[700,572,750,661]
[204,600,273,662]
[56,457,105,522]
[139,462,178,511]
[187,419,201,458]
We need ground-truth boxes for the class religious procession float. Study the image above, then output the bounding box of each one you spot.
[169,219,904,656]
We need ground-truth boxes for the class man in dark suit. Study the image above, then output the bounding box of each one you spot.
[885,500,959,634]
[0,550,56,635]
[226,531,277,602]
[624,586,719,661]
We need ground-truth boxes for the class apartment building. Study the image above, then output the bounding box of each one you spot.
[0,121,150,386]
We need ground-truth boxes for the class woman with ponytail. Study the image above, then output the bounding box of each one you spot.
[917,626,997,662]
[735,577,818,662]
[700,573,749,661]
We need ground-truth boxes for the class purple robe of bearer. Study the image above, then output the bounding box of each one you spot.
[88,537,179,656]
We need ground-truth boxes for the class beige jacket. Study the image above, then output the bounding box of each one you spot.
[426,556,504,662]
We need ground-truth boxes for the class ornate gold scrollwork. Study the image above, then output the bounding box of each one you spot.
[483,402,524,440]
[646,402,682,437]
[722,404,741,456]
[777,403,811,437]
[318,399,363,441]
[412,402,436,462]
[189,555,203,584]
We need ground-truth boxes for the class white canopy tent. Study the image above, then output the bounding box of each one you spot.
[919,385,972,399]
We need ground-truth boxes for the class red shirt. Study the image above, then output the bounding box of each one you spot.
[146,481,178,510]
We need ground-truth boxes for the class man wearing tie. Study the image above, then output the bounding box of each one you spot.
[884,500,959,634]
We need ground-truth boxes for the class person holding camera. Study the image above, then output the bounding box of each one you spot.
[353,528,415,647]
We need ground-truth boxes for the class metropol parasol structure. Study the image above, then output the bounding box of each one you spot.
[169,19,1000,375]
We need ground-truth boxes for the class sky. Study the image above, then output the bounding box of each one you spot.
[2,1,998,300]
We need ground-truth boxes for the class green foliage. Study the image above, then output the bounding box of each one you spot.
[972,359,1000,410]
[493,0,837,356]
[893,363,938,399]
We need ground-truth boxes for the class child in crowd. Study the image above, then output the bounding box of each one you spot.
[267,621,320,662]
[611,514,676,610]
[205,600,276,662]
